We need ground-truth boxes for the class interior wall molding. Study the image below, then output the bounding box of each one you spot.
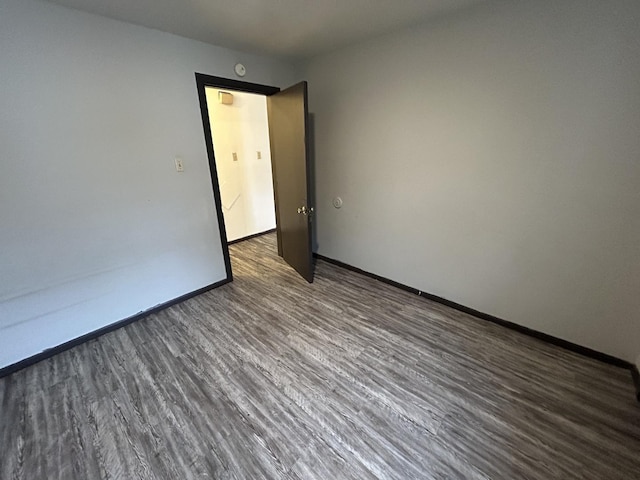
[0,279,230,378]
[313,253,636,376]
[228,228,277,246]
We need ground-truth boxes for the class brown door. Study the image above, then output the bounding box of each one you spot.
[267,82,314,283]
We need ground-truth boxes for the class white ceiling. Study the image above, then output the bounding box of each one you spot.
[42,0,488,60]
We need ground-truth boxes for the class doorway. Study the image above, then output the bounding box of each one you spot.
[205,88,276,244]
[195,74,314,283]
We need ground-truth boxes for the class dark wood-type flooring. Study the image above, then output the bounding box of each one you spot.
[1,233,639,479]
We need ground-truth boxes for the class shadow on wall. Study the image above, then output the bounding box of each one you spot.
[308,113,319,253]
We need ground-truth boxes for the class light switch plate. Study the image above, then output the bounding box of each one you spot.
[175,157,184,172]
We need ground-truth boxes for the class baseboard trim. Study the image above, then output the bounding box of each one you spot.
[631,366,640,402]
[314,253,633,371]
[0,278,231,378]
[228,228,276,246]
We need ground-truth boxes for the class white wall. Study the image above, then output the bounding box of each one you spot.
[0,0,295,369]
[206,89,276,242]
[303,0,640,362]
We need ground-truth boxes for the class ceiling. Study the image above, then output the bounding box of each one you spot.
[42,0,488,60]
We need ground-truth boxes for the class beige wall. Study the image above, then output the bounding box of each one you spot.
[303,0,640,362]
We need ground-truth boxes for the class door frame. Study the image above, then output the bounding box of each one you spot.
[194,73,280,282]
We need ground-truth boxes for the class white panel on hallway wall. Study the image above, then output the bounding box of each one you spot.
[206,88,276,242]
[0,0,296,370]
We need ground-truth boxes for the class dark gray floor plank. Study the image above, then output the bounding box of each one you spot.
[0,373,27,480]
[1,233,639,479]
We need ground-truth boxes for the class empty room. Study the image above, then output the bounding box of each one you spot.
[1,0,639,479]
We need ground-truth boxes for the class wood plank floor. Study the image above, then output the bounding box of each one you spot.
[1,233,639,479]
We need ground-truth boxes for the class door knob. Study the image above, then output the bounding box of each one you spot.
[297,206,314,216]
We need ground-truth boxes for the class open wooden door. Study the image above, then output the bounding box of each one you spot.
[267,82,314,283]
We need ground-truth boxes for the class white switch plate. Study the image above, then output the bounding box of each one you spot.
[257,151,262,159]
[175,157,184,172]
[232,152,238,162]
